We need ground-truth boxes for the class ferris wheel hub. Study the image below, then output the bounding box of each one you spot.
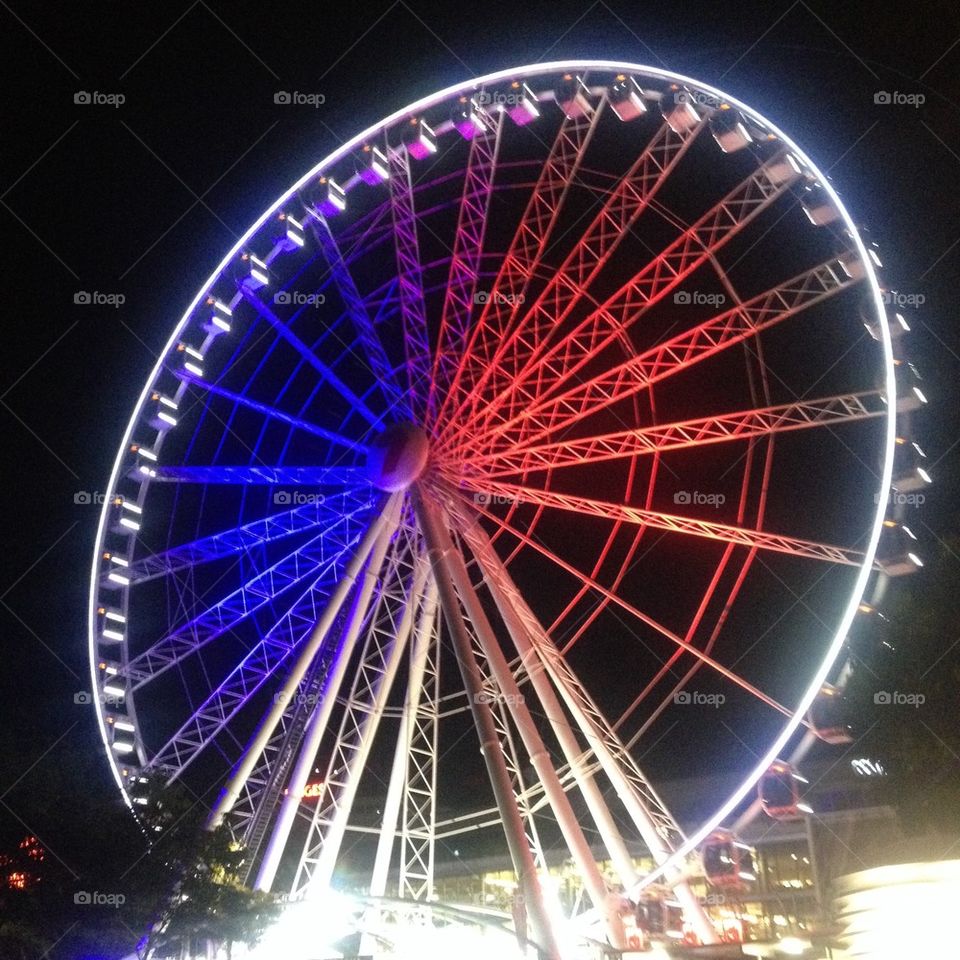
[365,422,430,491]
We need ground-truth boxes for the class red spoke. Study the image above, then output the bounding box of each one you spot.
[426,109,504,428]
[439,116,705,448]
[437,96,607,440]
[440,487,797,720]
[466,391,885,477]
[457,255,860,461]
[449,480,868,566]
[455,151,804,455]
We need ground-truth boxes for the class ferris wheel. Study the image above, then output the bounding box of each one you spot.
[87,61,925,957]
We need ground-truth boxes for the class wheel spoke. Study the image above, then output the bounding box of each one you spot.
[146,547,356,780]
[438,95,607,435]
[445,488,798,719]
[122,499,373,688]
[461,151,804,453]
[386,145,432,420]
[467,391,885,477]
[152,465,367,485]
[308,210,408,414]
[180,374,367,451]
[239,286,381,427]
[126,490,372,584]
[207,492,402,828]
[460,256,860,460]
[426,108,504,427]
[454,479,867,565]
[440,115,704,451]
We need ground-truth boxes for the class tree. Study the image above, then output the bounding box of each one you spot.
[134,784,282,960]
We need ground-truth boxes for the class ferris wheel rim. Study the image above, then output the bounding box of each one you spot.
[87,60,898,902]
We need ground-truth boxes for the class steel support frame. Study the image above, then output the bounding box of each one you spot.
[412,485,563,960]
[291,538,427,898]
[448,496,718,945]
[369,578,440,899]
[466,153,804,451]
[443,527,627,947]
[252,509,405,891]
[207,493,401,829]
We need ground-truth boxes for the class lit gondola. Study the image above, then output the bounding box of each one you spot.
[759,761,811,820]
[702,829,756,889]
[808,683,854,745]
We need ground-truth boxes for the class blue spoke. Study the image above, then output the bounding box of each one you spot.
[182,374,368,453]
[152,465,369,485]
[239,287,381,428]
[127,490,373,583]
[122,499,373,688]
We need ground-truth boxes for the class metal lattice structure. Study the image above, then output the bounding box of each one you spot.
[88,62,921,959]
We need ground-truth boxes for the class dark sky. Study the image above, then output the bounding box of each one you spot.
[1,0,958,917]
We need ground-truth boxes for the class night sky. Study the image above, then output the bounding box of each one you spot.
[1,0,959,948]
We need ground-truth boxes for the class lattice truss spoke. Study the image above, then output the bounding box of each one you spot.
[439,111,704,449]
[292,522,427,897]
[123,498,373,691]
[457,481,869,566]
[464,392,886,477]
[426,106,505,426]
[453,153,808,457]
[386,145,432,421]
[142,520,371,779]
[438,98,607,437]
[463,257,862,463]
[90,64,899,960]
